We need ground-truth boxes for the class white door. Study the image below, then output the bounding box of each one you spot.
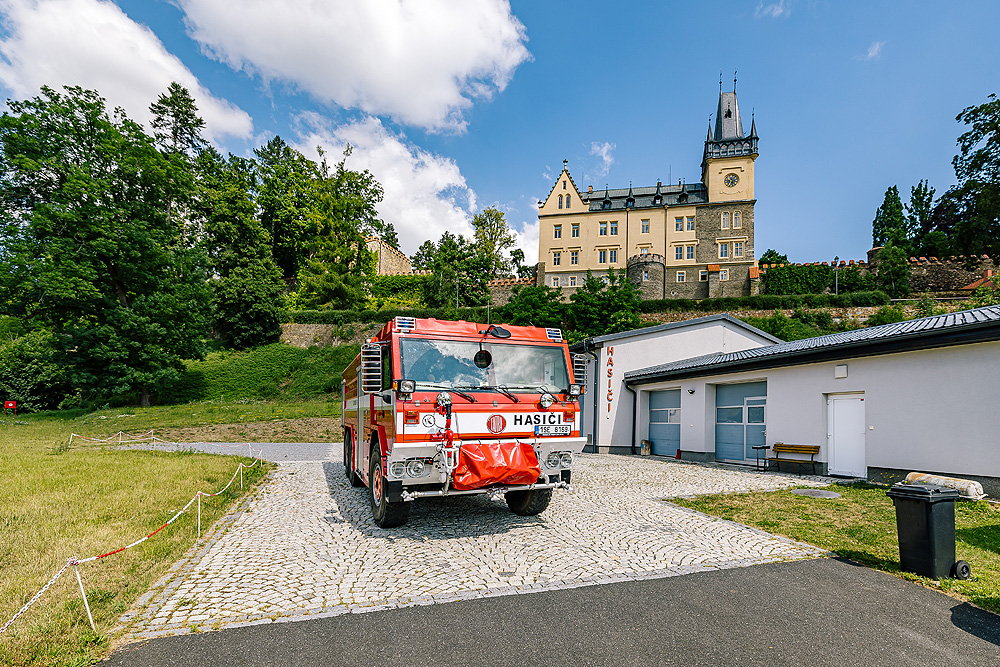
[828,395,866,477]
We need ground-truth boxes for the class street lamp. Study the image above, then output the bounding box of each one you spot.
[833,256,839,295]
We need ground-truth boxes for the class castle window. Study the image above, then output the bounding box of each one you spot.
[571,223,579,237]
[686,245,695,260]
[569,276,577,287]
[571,250,579,265]
[699,270,708,281]
[733,212,741,229]
[609,249,618,263]
[640,247,649,255]
[734,241,744,258]
[602,199,611,210]
[653,194,662,205]
[687,216,695,231]
[599,222,608,236]
[552,276,560,287]
[599,249,607,263]
[601,276,608,285]
[552,251,561,266]
[720,269,729,281]
[722,212,730,229]
[558,195,563,209]
[554,224,562,238]
[675,217,684,232]
[675,246,683,260]
[563,180,567,190]
[610,221,618,236]
[641,219,649,233]
[719,243,729,259]
[643,270,649,281]
[565,195,571,208]
[676,271,686,283]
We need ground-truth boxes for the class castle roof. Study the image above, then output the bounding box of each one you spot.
[582,182,708,212]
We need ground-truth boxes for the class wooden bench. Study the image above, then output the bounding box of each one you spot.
[766,443,821,475]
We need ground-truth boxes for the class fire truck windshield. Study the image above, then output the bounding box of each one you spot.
[399,338,570,393]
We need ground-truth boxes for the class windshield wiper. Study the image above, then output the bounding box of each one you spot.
[454,384,520,403]
[412,382,476,403]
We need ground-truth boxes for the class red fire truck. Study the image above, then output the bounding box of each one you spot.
[342,316,587,527]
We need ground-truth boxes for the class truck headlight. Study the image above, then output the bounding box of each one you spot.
[436,392,452,407]
[389,461,406,478]
[539,393,556,409]
[545,452,561,469]
[568,384,582,397]
[405,459,426,477]
[560,452,573,467]
[398,379,416,394]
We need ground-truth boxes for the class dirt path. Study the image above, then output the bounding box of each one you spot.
[155,417,343,443]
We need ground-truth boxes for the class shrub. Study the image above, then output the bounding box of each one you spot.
[865,305,906,327]
[0,329,72,411]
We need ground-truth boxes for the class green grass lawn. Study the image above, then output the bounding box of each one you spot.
[0,409,280,667]
[672,482,1000,614]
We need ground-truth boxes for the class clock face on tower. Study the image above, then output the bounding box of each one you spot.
[724,173,739,188]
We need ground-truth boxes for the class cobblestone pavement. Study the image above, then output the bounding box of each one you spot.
[119,453,836,641]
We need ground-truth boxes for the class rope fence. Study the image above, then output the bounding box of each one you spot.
[0,437,266,637]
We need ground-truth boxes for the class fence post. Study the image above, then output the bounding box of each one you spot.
[197,493,201,537]
[73,564,97,633]
[240,464,243,491]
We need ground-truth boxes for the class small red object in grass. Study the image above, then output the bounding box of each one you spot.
[3,401,14,416]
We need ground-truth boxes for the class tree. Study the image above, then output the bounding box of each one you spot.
[922,93,1000,260]
[566,269,642,341]
[873,243,912,298]
[758,248,789,265]
[254,136,316,284]
[906,179,937,255]
[872,185,909,250]
[294,147,380,310]
[149,82,206,155]
[497,285,565,328]
[472,206,517,278]
[0,86,210,406]
[196,147,284,348]
[416,231,491,308]
[509,248,535,280]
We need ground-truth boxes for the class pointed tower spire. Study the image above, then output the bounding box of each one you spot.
[749,109,757,139]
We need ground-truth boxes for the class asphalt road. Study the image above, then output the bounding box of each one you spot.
[104,557,999,667]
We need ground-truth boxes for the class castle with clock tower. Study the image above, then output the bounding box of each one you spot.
[536,83,759,299]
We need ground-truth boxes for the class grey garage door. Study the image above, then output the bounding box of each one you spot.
[648,389,681,457]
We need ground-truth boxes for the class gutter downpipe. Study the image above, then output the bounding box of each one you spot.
[624,380,637,455]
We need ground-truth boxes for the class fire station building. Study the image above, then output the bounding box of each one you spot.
[572,306,1000,496]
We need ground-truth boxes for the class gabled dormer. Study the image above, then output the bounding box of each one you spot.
[538,159,585,216]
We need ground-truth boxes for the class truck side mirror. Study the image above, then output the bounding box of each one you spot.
[361,343,383,393]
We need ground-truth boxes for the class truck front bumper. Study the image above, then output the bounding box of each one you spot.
[399,477,572,502]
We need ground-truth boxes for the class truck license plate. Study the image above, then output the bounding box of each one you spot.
[535,424,571,436]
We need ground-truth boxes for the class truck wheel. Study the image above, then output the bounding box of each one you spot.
[369,447,409,528]
[505,488,552,516]
[344,439,363,487]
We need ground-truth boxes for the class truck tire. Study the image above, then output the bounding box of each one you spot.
[505,488,552,516]
[369,447,409,528]
[344,439,363,487]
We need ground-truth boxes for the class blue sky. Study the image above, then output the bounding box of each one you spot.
[1,0,997,264]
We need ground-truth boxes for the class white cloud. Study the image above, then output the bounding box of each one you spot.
[292,114,476,255]
[754,1,790,18]
[513,217,539,266]
[178,0,531,133]
[865,40,885,61]
[0,0,252,144]
[586,141,616,183]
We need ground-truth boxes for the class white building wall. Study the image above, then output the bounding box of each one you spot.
[584,321,775,452]
[635,341,1000,481]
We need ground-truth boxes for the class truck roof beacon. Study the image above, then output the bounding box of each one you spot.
[342,317,586,528]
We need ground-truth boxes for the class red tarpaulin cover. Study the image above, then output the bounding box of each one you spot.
[452,441,541,490]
